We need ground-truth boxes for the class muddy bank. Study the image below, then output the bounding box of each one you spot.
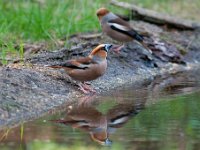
[0,21,200,129]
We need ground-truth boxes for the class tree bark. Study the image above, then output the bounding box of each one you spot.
[111,0,200,30]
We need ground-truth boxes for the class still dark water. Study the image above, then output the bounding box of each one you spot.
[1,70,200,150]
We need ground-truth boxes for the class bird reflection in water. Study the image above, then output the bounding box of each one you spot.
[52,96,144,146]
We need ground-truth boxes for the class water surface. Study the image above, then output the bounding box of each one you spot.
[1,70,200,150]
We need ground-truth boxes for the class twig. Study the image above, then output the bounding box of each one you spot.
[110,0,200,30]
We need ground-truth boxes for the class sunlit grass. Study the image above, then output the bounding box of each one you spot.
[0,0,113,43]
[20,123,24,141]
[0,0,121,63]
[0,0,199,43]
[0,0,199,64]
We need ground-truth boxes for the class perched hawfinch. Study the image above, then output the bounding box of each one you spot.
[48,44,113,94]
[96,8,148,52]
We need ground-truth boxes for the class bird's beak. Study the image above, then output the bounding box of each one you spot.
[104,138,112,146]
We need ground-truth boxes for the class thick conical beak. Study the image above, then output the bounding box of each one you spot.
[104,44,113,52]
[104,138,112,146]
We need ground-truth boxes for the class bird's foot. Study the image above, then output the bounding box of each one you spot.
[111,45,124,53]
[78,83,96,94]
[84,81,91,85]
[78,85,90,94]
[82,83,96,93]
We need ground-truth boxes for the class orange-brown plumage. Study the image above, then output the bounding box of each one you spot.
[89,44,108,58]
[48,44,113,93]
[96,8,110,19]
[52,104,111,145]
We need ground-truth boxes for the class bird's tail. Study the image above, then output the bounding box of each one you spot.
[135,33,144,42]
[128,30,144,42]
[45,65,63,68]
[139,41,152,54]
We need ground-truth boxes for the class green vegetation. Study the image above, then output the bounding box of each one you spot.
[26,141,124,150]
[127,0,200,21]
[0,0,199,63]
[0,0,115,44]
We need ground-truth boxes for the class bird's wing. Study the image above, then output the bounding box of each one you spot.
[108,18,143,42]
[51,57,94,70]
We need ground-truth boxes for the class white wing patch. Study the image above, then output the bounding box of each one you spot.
[108,22,129,31]
[79,64,90,69]
[109,116,129,125]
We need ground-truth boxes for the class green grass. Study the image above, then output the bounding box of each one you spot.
[0,0,200,64]
[0,0,121,62]
[130,0,200,21]
[0,0,115,43]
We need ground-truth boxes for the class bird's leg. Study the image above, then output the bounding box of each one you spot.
[111,44,124,53]
[77,83,90,94]
[77,82,96,94]
[84,81,91,85]
[82,82,96,93]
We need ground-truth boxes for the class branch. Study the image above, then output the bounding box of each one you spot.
[110,0,200,30]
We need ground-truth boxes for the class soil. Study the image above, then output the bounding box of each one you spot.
[0,20,200,129]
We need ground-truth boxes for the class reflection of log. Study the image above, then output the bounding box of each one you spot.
[110,0,200,30]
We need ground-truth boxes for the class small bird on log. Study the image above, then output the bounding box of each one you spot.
[47,44,113,94]
[96,8,150,53]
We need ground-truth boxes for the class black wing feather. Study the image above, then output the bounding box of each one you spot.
[60,61,89,70]
[110,24,143,42]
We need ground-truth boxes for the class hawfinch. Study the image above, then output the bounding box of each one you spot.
[48,44,113,94]
[96,8,148,52]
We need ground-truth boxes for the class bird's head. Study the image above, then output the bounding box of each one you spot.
[89,44,112,59]
[90,130,112,146]
[96,8,110,20]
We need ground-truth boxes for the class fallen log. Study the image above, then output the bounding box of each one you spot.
[110,0,200,30]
